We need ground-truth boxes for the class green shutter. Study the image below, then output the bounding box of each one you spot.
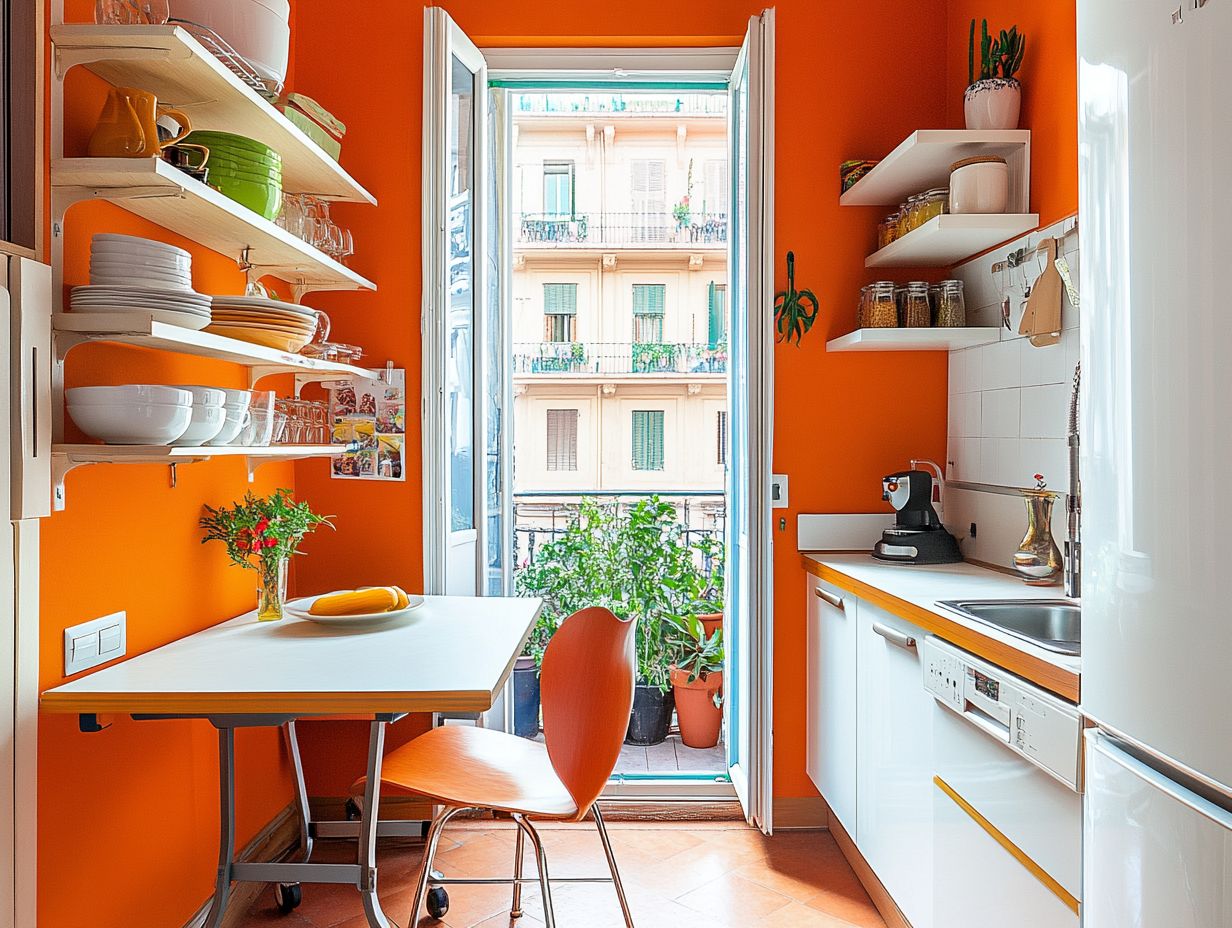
[708,283,727,348]
[632,284,666,316]
[543,283,577,315]
[631,410,665,471]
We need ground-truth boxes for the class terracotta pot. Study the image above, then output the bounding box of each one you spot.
[963,78,1022,130]
[697,612,723,639]
[670,666,724,749]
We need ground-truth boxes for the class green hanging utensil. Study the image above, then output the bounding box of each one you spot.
[774,251,820,345]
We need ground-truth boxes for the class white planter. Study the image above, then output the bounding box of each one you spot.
[964,79,1022,130]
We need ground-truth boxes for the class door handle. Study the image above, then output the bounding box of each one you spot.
[872,621,916,650]
[814,587,844,610]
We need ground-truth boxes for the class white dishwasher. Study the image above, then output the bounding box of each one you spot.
[923,637,1082,928]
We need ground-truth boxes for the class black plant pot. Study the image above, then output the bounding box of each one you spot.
[625,684,675,745]
[513,656,541,739]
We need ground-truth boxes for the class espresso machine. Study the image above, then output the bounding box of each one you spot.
[872,468,963,564]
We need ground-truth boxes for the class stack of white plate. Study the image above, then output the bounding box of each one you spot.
[70,285,212,331]
[206,295,319,352]
[89,234,194,292]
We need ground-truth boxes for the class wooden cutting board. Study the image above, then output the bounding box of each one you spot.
[1018,237,1063,347]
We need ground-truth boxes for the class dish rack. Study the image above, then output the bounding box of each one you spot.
[169,17,282,101]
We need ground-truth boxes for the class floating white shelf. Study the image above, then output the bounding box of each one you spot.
[826,327,1003,352]
[51,24,374,205]
[52,313,376,387]
[865,213,1039,268]
[53,157,375,295]
[841,129,1031,208]
[51,442,349,510]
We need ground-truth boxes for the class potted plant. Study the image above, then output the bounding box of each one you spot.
[666,615,724,749]
[965,19,1026,130]
[200,489,332,621]
[513,610,556,738]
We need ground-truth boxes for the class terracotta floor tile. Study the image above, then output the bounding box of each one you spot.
[761,900,881,928]
[675,872,794,925]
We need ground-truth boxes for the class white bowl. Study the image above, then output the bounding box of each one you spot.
[67,401,193,445]
[206,406,251,446]
[172,403,227,446]
[66,385,194,407]
[170,385,226,407]
[170,0,290,85]
[182,385,251,408]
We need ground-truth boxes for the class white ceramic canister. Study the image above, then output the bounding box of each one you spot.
[949,156,1009,214]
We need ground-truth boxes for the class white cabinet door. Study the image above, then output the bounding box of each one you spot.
[805,576,857,836]
[1085,731,1232,928]
[857,603,933,928]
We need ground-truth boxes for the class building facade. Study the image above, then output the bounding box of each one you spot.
[511,93,729,497]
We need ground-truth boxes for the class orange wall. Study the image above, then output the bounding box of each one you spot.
[946,1,1079,228]
[289,0,954,804]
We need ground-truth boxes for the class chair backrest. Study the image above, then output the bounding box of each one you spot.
[540,606,636,819]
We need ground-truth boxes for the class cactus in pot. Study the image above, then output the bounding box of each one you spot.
[965,18,1026,130]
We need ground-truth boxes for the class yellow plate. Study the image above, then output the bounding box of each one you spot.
[205,324,312,352]
[210,313,317,333]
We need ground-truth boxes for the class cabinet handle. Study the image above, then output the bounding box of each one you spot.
[872,621,917,651]
[814,587,844,610]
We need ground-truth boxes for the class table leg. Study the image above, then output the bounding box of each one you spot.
[203,726,236,928]
[283,721,315,863]
[358,718,393,928]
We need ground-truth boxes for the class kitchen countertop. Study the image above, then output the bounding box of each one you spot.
[802,552,1080,702]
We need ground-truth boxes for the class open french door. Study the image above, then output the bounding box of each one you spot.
[725,10,775,834]
[422,8,513,602]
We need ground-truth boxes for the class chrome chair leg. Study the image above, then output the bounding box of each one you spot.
[593,804,635,928]
[409,806,464,924]
[514,814,556,928]
[511,820,526,918]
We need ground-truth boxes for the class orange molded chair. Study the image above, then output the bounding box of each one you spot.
[363,606,637,927]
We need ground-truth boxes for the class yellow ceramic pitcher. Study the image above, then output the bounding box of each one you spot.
[87,86,192,159]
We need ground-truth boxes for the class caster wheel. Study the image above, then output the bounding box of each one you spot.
[426,886,450,920]
[274,882,302,914]
[344,797,362,821]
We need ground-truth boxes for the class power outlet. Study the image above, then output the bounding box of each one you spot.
[64,611,126,676]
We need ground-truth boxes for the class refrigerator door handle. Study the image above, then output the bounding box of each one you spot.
[1089,730,1232,827]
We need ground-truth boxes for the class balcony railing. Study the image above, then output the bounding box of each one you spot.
[518,212,727,247]
[514,93,728,118]
[514,341,728,375]
[514,491,725,574]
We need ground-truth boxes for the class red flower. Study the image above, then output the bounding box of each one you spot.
[264,537,278,549]
[255,517,270,534]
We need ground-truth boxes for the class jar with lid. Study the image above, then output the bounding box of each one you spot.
[903,281,932,327]
[865,281,898,328]
[877,211,900,250]
[935,279,966,327]
[915,187,949,227]
[856,285,871,328]
[899,195,920,234]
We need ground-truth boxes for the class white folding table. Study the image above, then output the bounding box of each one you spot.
[41,595,542,928]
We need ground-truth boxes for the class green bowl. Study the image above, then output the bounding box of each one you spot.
[213,175,282,222]
[207,159,283,182]
[202,147,282,171]
[185,131,281,165]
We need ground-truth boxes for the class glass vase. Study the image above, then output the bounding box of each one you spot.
[1013,493,1064,585]
[256,557,289,621]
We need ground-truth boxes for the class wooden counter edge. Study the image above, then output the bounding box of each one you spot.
[801,555,1080,703]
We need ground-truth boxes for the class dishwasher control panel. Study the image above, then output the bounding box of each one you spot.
[923,636,1083,790]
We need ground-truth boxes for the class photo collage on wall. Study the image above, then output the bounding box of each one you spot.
[329,368,406,481]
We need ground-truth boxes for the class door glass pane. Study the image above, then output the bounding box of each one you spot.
[485,85,509,595]
[449,54,476,533]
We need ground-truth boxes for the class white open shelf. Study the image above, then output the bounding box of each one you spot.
[53,313,376,386]
[51,24,374,204]
[841,129,1031,208]
[51,442,349,510]
[865,213,1039,268]
[826,327,1003,352]
[53,157,375,294]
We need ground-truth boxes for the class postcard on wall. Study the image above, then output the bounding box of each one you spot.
[329,368,406,482]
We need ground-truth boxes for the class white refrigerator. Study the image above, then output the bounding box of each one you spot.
[1079,1,1232,925]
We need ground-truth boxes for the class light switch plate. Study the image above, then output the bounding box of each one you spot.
[771,474,789,509]
[64,611,126,676]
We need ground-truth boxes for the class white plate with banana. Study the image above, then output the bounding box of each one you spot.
[287,586,425,629]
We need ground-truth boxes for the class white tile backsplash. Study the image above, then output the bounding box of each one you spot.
[944,215,1081,567]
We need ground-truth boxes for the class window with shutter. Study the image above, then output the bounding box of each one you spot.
[631,159,666,242]
[543,161,574,216]
[543,283,577,343]
[717,410,729,466]
[708,282,728,348]
[546,409,579,471]
[703,158,729,215]
[631,410,665,471]
[632,284,666,343]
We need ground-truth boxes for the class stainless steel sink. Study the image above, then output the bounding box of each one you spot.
[937,600,1081,656]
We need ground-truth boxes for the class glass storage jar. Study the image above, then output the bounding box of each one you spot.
[866,281,898,328]
[916,187,950,227]
[935,279,967,327]
[857,285,871,328]
[897,195,918,234]
[903,281,932,327]
[877,212,900,249]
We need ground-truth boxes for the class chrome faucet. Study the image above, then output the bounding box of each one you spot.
[1064,364,1082,598]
